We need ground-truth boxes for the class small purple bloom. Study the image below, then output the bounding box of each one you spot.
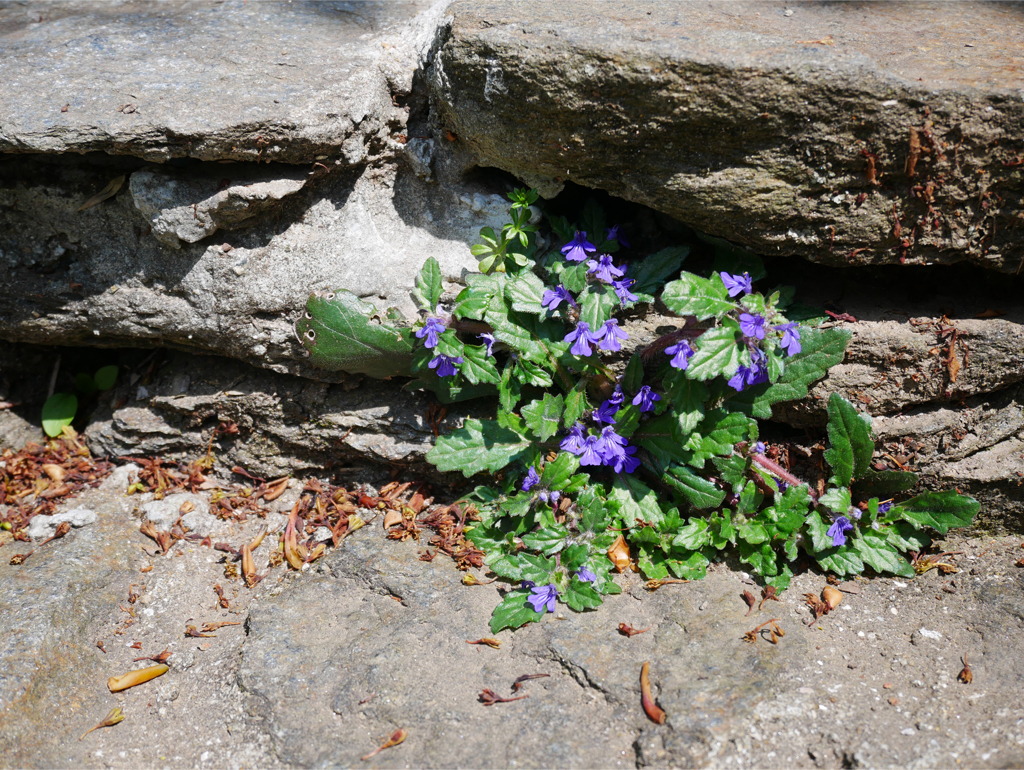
[564,321,600,357]
[739,313,766,340]
[560,423,586,455]
[478,332,496,357]
[538,490,550,503]
[561,230,596,262]
[728,349,769,392]
[428,354,463,377]
[720,271,753,297]
[521,580,536,590]
[776,479,789,493]
[593,400,618,425]
[579,435,604,466]
[605,225,631,249]
[608,386,625,407]
[596,426,627,465]
[877,501,892,515]
[752,441,766,454]
[586,254,626,284]
[415,317,447,349]
[612,444,640,474]
[521,466,540,492]
[775,322,802,356]
[576,567,598,584]
[666,339,695,370]
[632,385,661,413]
[549,490,561,504]
[596,318,629,352]
[611,277,639,306]
[541,285,577,312]
[827,516,854,547]
[527,583,559,613]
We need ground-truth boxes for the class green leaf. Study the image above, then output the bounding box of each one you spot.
[296,290,414,379]
[490,589,542,633]
[728,327,850,418]
[505,271,548,315]
[42,393,78,437]
[557,262,589,294]
[804,509,833,552]
[498,361,522,412]
[518,552,557,582]
[610,475,664,529]
[663,465,726,510]
[738,541,778,577]
[814,546,864,577]
[561,544,589,572]
[738,520,769,545]
[453,273,504,320]
[406,376,496,404]
[565,579,603,612]
[515,356,554,388]
[521,393,564,441]
[894,491,980,535]
[93,365,119,391]
[412,257,443,313]
[427,418,532,476]
[686,328,742,381]
[522,526,568,556]
[712,455,749,493]
[884,521,932,552]
[819,486,852,515]
[562,381,589,427]
[577,486,611,533]
[772,485,812,534]
[661,273,737,320]
[707,509,736,549]
[672,518,711,550]
[637,547,670,580]
[636,414,690,467]
[579,284,618,328]
[856,470,918,498]
[629,246,689,298]
[664,549,710,580]
[459,344,501,385]
[824,393,874,486]
[764,565,793,593]
[541,452,580,490]
[682,410,753,467]
[622,353,645,394]
[664,370,707,436]
[854,531,914,576]
[499,493,533,518]
[75,373,97,395]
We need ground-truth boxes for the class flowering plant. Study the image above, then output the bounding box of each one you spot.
[297,189,979,633]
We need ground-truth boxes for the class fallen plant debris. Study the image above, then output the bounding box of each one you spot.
[759,585,782,610]
[618,623,651,637]
[133,647,172,664]
[743,618,785,644]
[479,688,529,706]
[78,707,125,741]
[511,674,550,692]
[742,590,757,615]
[639,661,666,724]
[913,550,963,575]
[958,655,973,684]
[644,578,688,591]
[9,520,70,564]
[804,586,843,622]
[360,728,407,761]
[465,638,501,649]
[107,664,168,692]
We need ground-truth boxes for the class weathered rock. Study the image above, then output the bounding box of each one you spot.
[431,1,1024,271]
[25,506,97,539]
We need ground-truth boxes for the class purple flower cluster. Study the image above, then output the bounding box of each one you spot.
[521,465,541,492]
[720,271,753,297]
[739,313,766,340]
[527,583,559,613]
[561,231,596,262]
[541,285,577,313]
[665,339,695,370]
[564,320,629,356]
[612,277,638,306]
[775,322,801,356]
[827,515,854,547]
[428,354,463,377]
[560,422,639,474]
[575,566,598,583]
[728,348,769,392]
[415,317,446,349]
[587,255,626,284]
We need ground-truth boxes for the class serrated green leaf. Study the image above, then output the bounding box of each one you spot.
[736,480,763,516]
[505,271,548,314]
[814,546,864,577]
[708,509,736,549]
[820,486,852,515]
[490,589,542,633]
[427,418,531,476]
[682,409,753,467]
[42,393,78,437]
[854,531,914,576]
[499,492,533,518]
[453,273,504,320]
[804,509,833,552]
[636,414,690,467]
[824,393,874,485]
[856,470,918,498]
[522,526,569,556]
[664,369,707,436]
[663,465,726,510]
[577,486,610,533]
[672,518,711,550]
[521,393,564,442]
[412,257,443,313]
[518,552,557,582]
[459,344,501,385]
[765,564,793,592]
[629,246,689,297]
[686,328,742,381]
[894,491,980,535]
[738,520,769,545]
[662,273,737,320]
[515,356,554,388]
[485,554,522,581]
[637,546,670,580]
[622,353,645,394]
[557,262,590,294]
[610,475,664,529]
[883,521,932,552]
[541,452,580,490]
[295,290,414,378]
[772,485,812,534]
[738,541,778,577]
[562,381,589,427]
[562,544,590,572]
[579,284,618,328]
[712,454,749,494]
[565,579,603,611]
[665,549,710,580]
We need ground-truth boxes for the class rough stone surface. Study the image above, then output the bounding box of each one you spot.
[25,506,97,539]
[432,1,1024,271]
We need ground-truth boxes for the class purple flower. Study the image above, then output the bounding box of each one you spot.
[579,435,604,466]
[632,385,661,413]
[596,426,627,464]
[541,285,577,312]
[428,354,463,377]
[415,317,446,349]
[739,313,766,340]
[728,349,769,392]
[561,231,596,262]
[605,225,630,249]
[560,423,586,455]
[608,386,625,407]
[586,255,626,284]
[593,400,618,425]
[478,332,497,357]
[596,319,629,352]
[612,444,640,474]
[877,501,892,515]
[521,579,536,590]
[775,322,801,356]
[576,567,598,584]
[752,441,766,454]
[666,339,695,370]
[521,465,540,492]
[527,583,559,613]
[720,271,753,297]
[564,322,600,357]
[827,516,854,547]
[611,277,639,306]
